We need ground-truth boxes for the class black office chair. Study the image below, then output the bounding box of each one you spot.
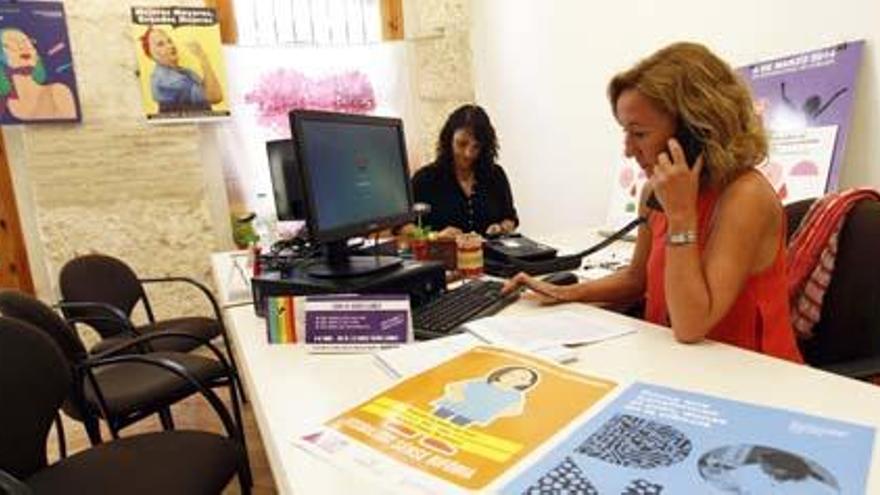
[0,316,250,494]
[58,254,224,354]
[57,254,247,401]
[0,289,249,466]
[785,198,880,380]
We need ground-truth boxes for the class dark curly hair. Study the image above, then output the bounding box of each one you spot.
[435,104,499,177]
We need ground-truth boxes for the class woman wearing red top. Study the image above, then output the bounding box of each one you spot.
[503,42,802,363]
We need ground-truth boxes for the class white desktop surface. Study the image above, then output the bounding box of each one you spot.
[212,238,880,494]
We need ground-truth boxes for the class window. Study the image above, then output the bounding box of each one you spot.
[233,0,383,46]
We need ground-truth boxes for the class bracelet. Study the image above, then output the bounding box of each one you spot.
[666,230,697,246]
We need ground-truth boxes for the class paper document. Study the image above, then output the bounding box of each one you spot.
[373,332,577,379]
[466,310,635,350]
[298,346,618,493]
[373,333,483,378]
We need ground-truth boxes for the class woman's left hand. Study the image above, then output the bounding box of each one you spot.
[651,138,703,223]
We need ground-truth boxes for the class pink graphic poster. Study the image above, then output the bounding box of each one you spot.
[739,41,864,201]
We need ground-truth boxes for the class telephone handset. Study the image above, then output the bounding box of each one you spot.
[645,121,705,212]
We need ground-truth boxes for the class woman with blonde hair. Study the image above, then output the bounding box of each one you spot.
[504,42,802,362]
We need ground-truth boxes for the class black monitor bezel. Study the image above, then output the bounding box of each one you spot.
[289,110,415,244]
[265,138,304,222]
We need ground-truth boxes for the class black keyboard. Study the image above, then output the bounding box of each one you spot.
[412,279,519,339]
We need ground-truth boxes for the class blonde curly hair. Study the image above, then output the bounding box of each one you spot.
[608,42,767,187]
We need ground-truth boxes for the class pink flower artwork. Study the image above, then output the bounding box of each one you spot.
[790,160,820,177]
[245,69,377,136]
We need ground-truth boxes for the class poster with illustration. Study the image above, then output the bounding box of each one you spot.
[739,41,864,201]
[0,2,81,124]
[296,346,617,493]
[763,126,838,203]
[131,7,230,122]
[604,157,648,234]
[502,382,874,494]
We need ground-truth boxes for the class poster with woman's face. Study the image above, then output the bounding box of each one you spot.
[131,7,231,123]
[0,2,81,124]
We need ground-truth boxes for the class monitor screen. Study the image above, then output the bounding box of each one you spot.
[266,139,305,221]
[290,111,413,243]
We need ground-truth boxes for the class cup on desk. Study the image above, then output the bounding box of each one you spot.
[456,233,484,278]
[410,238,430,261]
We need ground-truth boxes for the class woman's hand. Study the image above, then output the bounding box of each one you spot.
[486,219,517,236]
[187,41,208,61]
[651,138,703,224]
[501,272,569,305]
[485,223,504,236]
[436,226,464,239]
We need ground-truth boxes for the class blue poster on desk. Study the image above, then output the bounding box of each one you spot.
[501,383,873,495]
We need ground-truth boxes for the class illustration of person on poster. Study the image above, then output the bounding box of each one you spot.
[431,366,540,427]
[0,2,81,124]
[131,7,230,122]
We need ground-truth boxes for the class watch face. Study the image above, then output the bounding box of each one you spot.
[667,231,697,245]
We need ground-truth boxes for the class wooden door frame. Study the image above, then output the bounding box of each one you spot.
[0,131,35,294]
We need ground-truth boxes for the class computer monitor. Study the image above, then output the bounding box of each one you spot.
[266,139,305,221]
[290,110,414,278]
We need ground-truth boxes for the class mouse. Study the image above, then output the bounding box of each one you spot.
[541,271,579,286]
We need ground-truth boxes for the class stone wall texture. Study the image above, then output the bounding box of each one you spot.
[408,0,475,167]
[20,0,218,332]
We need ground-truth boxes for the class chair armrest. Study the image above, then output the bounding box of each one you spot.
[139,276,224,322]
[93,331,234,376]
[56,301,142,339]
[81,354,240,441]
[0,469,31,495]
[820,357,880,381]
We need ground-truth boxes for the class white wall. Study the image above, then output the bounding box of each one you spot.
[471,0,880,237]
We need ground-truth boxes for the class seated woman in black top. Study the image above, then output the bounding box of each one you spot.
[411,104,519,238]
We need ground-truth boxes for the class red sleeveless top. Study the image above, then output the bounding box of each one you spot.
[644,187,803,363]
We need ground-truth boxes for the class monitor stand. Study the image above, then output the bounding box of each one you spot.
[306,240,402,278]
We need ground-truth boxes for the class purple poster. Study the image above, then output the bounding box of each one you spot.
[738,41,863,195]
[0,2,81,124]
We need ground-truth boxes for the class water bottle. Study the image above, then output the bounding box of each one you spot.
[253,193,277,249]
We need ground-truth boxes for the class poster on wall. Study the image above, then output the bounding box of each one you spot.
[603,157,648,235]
[502,382,874,495]
[0,1,81,124]
[739,41,864,202]
[131,7,230,123]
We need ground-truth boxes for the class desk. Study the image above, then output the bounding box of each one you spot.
[212,243,880,494]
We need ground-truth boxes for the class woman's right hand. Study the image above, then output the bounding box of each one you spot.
[501,272,570,305]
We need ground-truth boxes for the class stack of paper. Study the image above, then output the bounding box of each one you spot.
[374,310,635,378]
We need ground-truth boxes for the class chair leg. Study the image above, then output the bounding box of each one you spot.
[84,417,103,445]
[158,407,175,431]
[228,381,253,489]
[54,413,67,459]
[219,325,248,404]
[238,468,253,495]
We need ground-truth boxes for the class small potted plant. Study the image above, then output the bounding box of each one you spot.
[231,213,259,249]
[409,225,433,261]
[408,202,433,260]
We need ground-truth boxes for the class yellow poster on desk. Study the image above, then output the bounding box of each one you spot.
[130,6,230,123]
[301,346,616,492]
